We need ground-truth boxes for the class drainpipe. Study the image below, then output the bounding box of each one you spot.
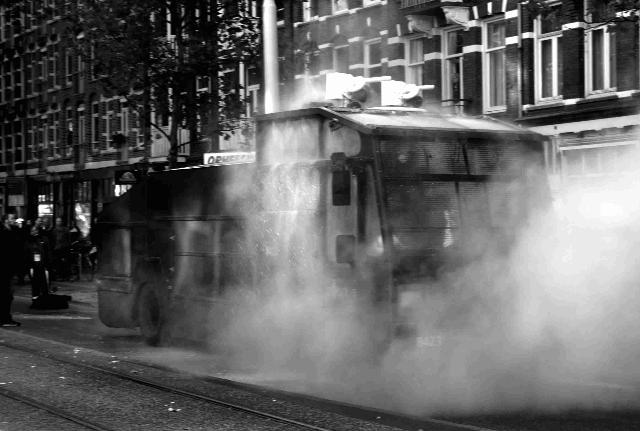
[262,0,279,113]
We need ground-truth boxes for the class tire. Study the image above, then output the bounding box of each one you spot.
[137,283,168,346]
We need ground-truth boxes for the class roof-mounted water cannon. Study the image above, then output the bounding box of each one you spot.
[379,81,435,108]
[324,73,392,108]
[400,83,436,108]
[342,76,392,109]
[324,72,434,109]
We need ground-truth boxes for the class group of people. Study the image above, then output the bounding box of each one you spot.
[0,214,83,326]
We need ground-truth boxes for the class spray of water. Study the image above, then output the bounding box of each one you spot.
[200,118,640,417]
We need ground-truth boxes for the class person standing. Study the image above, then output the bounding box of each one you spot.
[51,217,71,280]
[27,225,53,303]
[14,218,29,285]
[0,214,21,327]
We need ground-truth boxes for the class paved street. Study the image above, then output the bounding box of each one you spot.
[1,279,640,430]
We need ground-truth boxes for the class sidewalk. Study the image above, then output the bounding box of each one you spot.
[12,277,98,308]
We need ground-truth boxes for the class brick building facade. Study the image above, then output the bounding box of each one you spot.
[0,1,146,231]
[1,0,639,229]
[0,1,257,232]
[287,0,640,192]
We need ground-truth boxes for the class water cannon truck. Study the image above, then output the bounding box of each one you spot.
[95,73,550,347]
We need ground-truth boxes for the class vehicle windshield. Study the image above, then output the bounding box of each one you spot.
[377,136,545,283]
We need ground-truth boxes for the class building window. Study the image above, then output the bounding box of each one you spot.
[49,51,57,88]
[77,55,85,92]
[38,115,47,157]
[89,44,96,81]
[197,76,210,92]
[134,111,144,146]
[535,5,563,101]
[50,112,59,157]
[247,84,260,117]
[13,57,22,99]
[333,45,349,73]
[26,124,33,161]
[13,120,22,163]
[40,56,47,81]
[22,62,29,97]
[65,105,73,155]
[114,100,122,138]
[77,105,85,148]
[585,1,616,93]
[121,105,129,137]
[14,134,22,164]
[103,101,113,149]
[364,39,381,78]
[0,62,5,104]
[31,118,38,160]
[443,28,464,103]
[302,0,312,21]
[91,100,100,148]
[333,0,348,13]
[4,134,11,165]
[0,7,5,43]
[586,26,616,93]
[406,37,424,85]
[483,19,506,111]
[65,48,73,85]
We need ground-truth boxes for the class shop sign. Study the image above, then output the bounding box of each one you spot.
[203,152,256,166]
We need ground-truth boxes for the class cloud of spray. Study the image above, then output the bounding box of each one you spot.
[211,131,640,416]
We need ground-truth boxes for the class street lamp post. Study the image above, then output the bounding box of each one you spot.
[262,0,279,113]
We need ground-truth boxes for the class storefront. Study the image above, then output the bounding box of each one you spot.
[21,167,122,236]
[529,114,640,188]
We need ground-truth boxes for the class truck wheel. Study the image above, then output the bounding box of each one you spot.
[137,283,167,346]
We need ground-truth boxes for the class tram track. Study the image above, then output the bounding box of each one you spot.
[0,340,365,431]
[2,331,640,431]
[0,385,115,431]
[0,333,500,431]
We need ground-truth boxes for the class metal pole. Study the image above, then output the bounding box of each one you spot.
[262,0,279,113]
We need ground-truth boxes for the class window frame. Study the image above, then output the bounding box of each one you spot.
[65,48,73,86]
[534,4,563,102]
[65,105,73,157]
[121,105,129,137]
[405,36,425,85]
[333,44,350,73]
[77,104,86,149]
[482,18,507,113]
[0,7,5,43]
[442,26,464,104]
[103,101,113,150]
[49,111,59,157]
[91,100,100,149]
[302,0,312,22]
[246,84,260,117]
[585,24,616,95]
[26,123,34,161]
[364,38,382,78]
[13,120,22,164]
[13,57,22,99]
[332,0,349,14]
